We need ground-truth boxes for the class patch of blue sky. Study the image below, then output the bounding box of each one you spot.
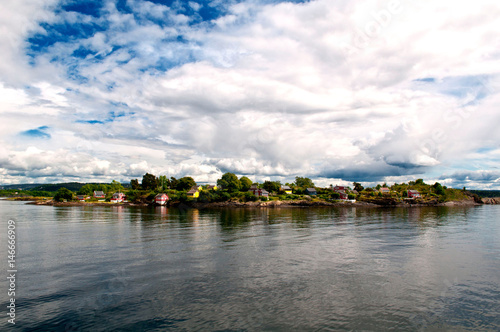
[71,46,99,59]
[476,146,497,154]
[76,108,134,125]
[20,126,51,139]
[413,74,491,103]
[61,0,103,18]
[27,21,106,56]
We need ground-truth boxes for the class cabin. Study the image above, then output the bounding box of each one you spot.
[338,192,348,200]
[76,195,89,202]
[249,188,269,197]
[187,186,200,198]
[93,191,105,199]
[408,190,421,199]
[305,188,317,196]
[334,185,346,192]
[281,185,292,194]
[111,192,125,203]
[379,187,390,194]
[155,193,169,205]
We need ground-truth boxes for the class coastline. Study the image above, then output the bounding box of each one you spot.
[20,197,483,209]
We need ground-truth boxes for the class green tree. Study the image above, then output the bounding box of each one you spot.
[262,180,281,193]
[415,179,425,185]
[77,184,94,195]
[353,182,364,192]
[158,175,170,191]
[177,177,196,191]
[170,177,179,190]
[54,188,74,202]
[239,176,252,191]
[142,173,158,191]
[217,173,241,192]
[109,180,124,193]
[294,176,314,188]
[130,179,140,190]
[433,182,445,195]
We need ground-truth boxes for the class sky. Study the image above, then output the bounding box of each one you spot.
[1,0,500,189]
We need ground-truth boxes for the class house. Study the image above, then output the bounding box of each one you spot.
[206,185,218,191]
[249,188,269,197]
[334,185,346,192]
[93,191,105,199]
[338,192,348,200]
[187,186,200,198]
[379,187,390,194]
[281,185,292,194]
[76,195,89,202]
[305,188,317,196]
[111,192,125,203]
[155,193,169,205]
[351,190,358,195]
[408,190,421,199]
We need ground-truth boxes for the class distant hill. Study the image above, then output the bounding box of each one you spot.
[469,190,500,198]
[0,182,130,192]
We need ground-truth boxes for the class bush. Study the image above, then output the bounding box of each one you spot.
[54,188,74,202]
[260,196,268,201]
[348,194,356,200]
[331,192,340,199]
[244,192,258,202]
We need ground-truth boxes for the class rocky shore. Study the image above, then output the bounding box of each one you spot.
[22,197,488,209]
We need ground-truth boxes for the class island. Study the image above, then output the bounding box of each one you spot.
[2,172,497,209]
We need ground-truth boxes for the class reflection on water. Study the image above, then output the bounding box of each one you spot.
[0,201,499,331]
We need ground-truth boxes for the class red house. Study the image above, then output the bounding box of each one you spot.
[111,192,125,203]
[93,191,105,199]
[408,190,421,199]
[155,193,169,205]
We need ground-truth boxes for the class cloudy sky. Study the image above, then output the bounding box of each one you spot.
[1,0,499,189]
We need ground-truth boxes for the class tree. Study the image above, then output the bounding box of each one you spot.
[130,179,140,190]
[169,177,179,190]
[262,180,281,193]
[142,173,158,191]
[78,184,94,195]
[217,172,241,192]
[294,176,314,188]
[353,182,364,192]
[433,182,445,195]
[54,187,74,202]
[109,180,124,193]
[158,175,170,191]
[177,177,196,191]
[240,176,252,191]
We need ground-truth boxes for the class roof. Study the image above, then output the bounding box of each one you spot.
[380,187,390,192]
[94,191,105,195]
[155,193,168,198]
[408,190,420,193]
[281,185,292,190]
[306,188,316,192]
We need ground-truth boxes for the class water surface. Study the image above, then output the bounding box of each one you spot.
[0,200,499,331]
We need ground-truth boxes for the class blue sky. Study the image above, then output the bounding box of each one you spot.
[1,0,500,189]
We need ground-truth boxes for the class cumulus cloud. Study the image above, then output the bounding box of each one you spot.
[1,0,500,188]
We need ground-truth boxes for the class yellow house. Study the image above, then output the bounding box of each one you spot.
[206,185,218,190]
[281,185,292,194]
[187,186,200,198]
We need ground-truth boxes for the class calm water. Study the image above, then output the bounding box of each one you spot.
[0,200,499,331]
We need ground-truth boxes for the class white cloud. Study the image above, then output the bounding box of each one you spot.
[1,0,500,188]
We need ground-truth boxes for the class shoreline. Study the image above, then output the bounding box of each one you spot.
[19,198,483,209]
